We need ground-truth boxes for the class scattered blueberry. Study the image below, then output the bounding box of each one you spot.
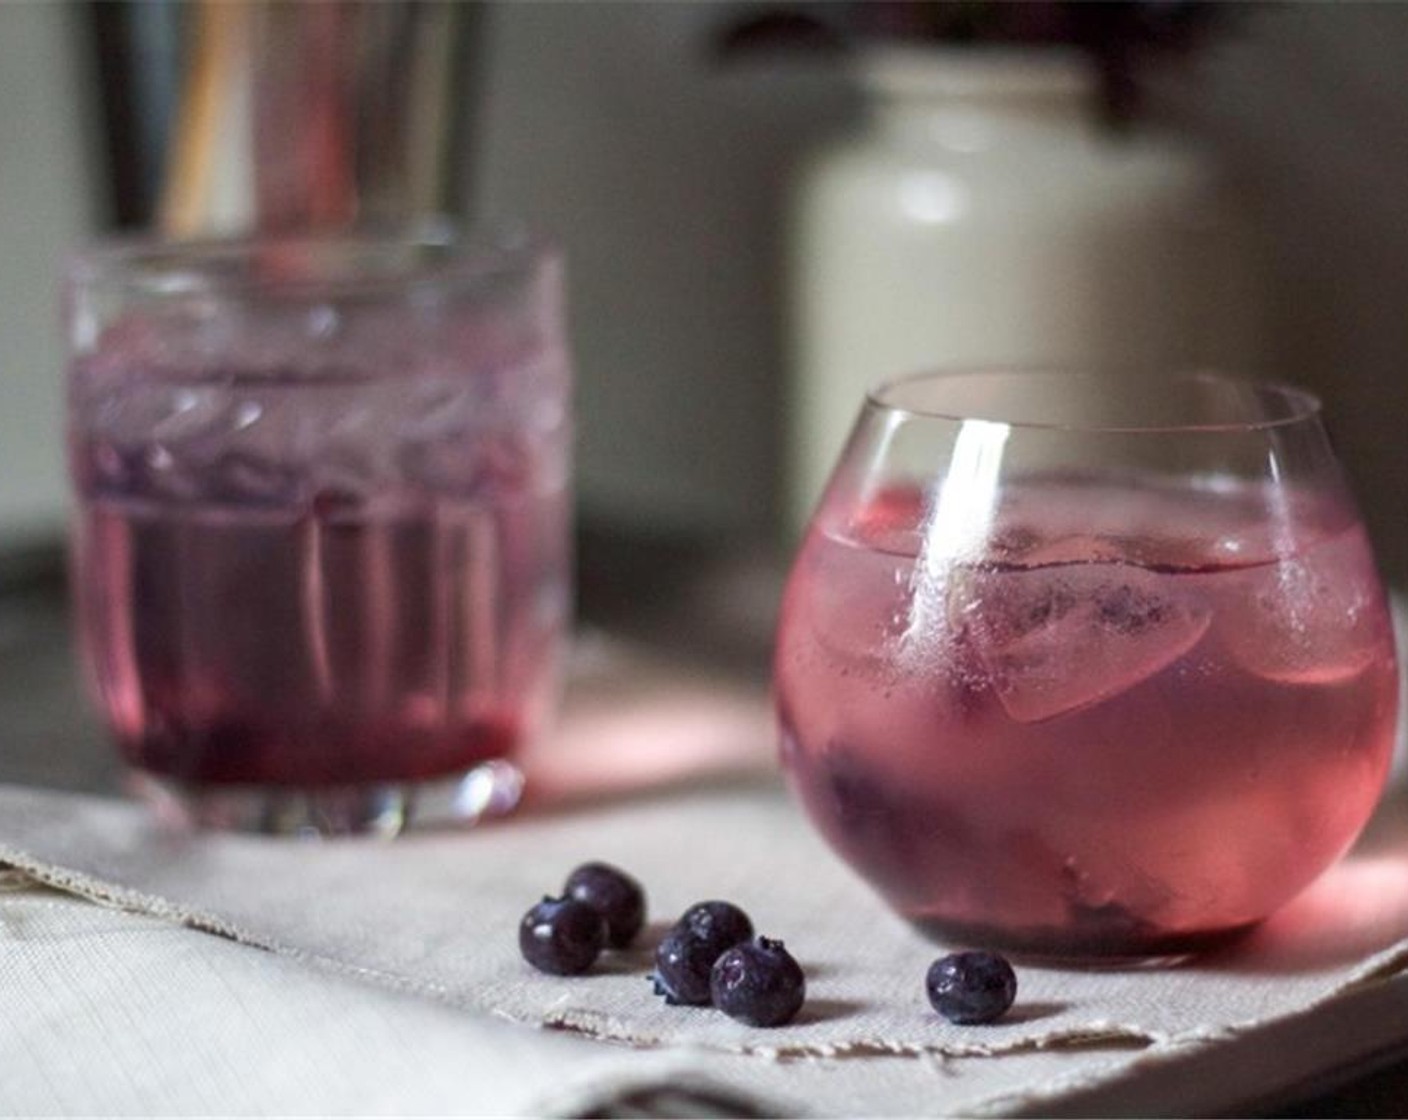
[926,950,1017,1024]
[519,896,605,976]
[564,861,646,949]
[521,880,820,1032]
[710,937,806,1027]
[652,924,723,1005]
[679,900,754,950]
[651,900,755,1006]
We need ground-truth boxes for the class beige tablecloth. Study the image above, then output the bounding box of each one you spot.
[1,773,1407,1116]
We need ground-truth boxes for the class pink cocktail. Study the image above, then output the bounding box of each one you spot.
[66,231,571,834]
[776,372,1398,961]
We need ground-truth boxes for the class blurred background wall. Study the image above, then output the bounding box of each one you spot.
[1153,4,1408,588]
[0,4,95,542]
[474,2,852,539]
[1,1,1407,579]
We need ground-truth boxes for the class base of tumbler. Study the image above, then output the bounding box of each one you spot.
[906,913,1258,969]
[126,759,526,837]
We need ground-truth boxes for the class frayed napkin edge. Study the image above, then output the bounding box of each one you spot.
[5,841,1408,1069]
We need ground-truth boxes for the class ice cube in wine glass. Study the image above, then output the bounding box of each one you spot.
[967,562,1211,723]
[1222,533,1383,685]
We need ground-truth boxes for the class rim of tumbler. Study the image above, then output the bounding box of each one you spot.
[66,218,554,302]
[866,369,1323,435]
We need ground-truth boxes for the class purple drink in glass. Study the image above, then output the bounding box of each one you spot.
[66,230,571,834]
[775,372,1398,962]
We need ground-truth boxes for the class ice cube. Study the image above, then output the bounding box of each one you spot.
[967,563,1211,723]
[800,534,915,677]
[404,382,483,435]
[143,443,205,502]
[150,386,234,444]
[78,377,225,449]
[73,437,141,499]
[401,428,533,500]
[78,381,244,502]
[205,450,303,507]
[1221,541,1383,685]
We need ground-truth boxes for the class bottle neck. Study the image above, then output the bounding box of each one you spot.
[859,48,1099,148]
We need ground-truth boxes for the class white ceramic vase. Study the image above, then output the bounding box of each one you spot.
[786,48,1264,530]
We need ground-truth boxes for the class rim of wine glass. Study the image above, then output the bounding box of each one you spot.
[66,217,556,303]
[866,369,1324,435]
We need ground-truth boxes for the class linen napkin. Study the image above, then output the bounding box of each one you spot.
[2,775,1407,1116]
[1,870,1227,1118]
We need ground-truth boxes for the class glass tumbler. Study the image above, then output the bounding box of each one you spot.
[66,228,571,835]
[775,371,1398,962]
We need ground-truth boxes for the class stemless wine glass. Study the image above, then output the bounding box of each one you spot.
[775,370,1398,963]
[66,226,571,835]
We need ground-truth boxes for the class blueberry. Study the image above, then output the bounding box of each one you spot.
[651,900,755,1006]
[710,937,806,1027]
[519,896,605,976]
[564,862,646,949]
[679,900,753,949]
[926,951,1017,1024]
[651,924,720,1005]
